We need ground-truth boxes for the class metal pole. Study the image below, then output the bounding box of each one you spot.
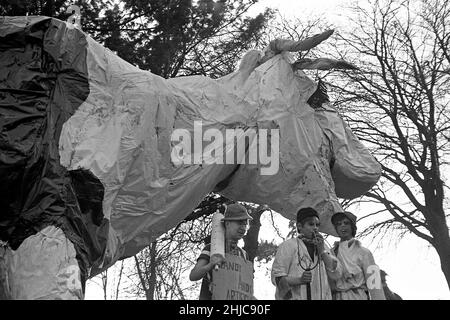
[306,282,312,300]
[305,267,312,300]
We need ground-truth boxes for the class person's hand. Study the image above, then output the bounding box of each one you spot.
[313,232,325,254]
[299,271,312,284]
[210,254,224,269]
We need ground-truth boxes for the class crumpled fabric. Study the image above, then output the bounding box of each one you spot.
[0,225,83,300]
[0,16,106,296]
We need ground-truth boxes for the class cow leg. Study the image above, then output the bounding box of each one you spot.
[0,226,83,300]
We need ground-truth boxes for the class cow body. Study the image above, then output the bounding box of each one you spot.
[0,16,380,299]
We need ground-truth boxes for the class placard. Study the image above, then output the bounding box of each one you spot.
[211,253,254,300]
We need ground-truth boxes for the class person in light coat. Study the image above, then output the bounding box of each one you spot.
[329,211,386,300]
[271,207,342,300]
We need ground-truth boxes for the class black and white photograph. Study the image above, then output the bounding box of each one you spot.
[0,0,449,304]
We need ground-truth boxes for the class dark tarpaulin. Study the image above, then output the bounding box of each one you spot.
[0,16,108,290]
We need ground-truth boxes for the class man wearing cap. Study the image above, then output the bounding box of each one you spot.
[271,207,342,300]
[329,211,386,300]
[189,203,253,300]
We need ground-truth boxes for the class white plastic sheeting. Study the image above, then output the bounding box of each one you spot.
[58,34,380,274]
[0,226,82,300]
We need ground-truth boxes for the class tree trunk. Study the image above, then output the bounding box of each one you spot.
[426,212,450,290]
[243,206,265,262]
[101,270,108,300]
[115,260,124,300]
[434,237,450,290]
[146,241,157,300]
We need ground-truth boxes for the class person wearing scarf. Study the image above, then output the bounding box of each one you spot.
[271,207,342,300]
[330,211,386,300]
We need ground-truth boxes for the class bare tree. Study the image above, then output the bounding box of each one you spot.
[87,258,126,299]
[101,270,108,300]
[240,203,269,262]
[128,215,211,300]
[325,0,450,288]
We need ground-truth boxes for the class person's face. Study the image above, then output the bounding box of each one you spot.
[335,217,353,241]
[225,220,249,241]
[297,217,320,239]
